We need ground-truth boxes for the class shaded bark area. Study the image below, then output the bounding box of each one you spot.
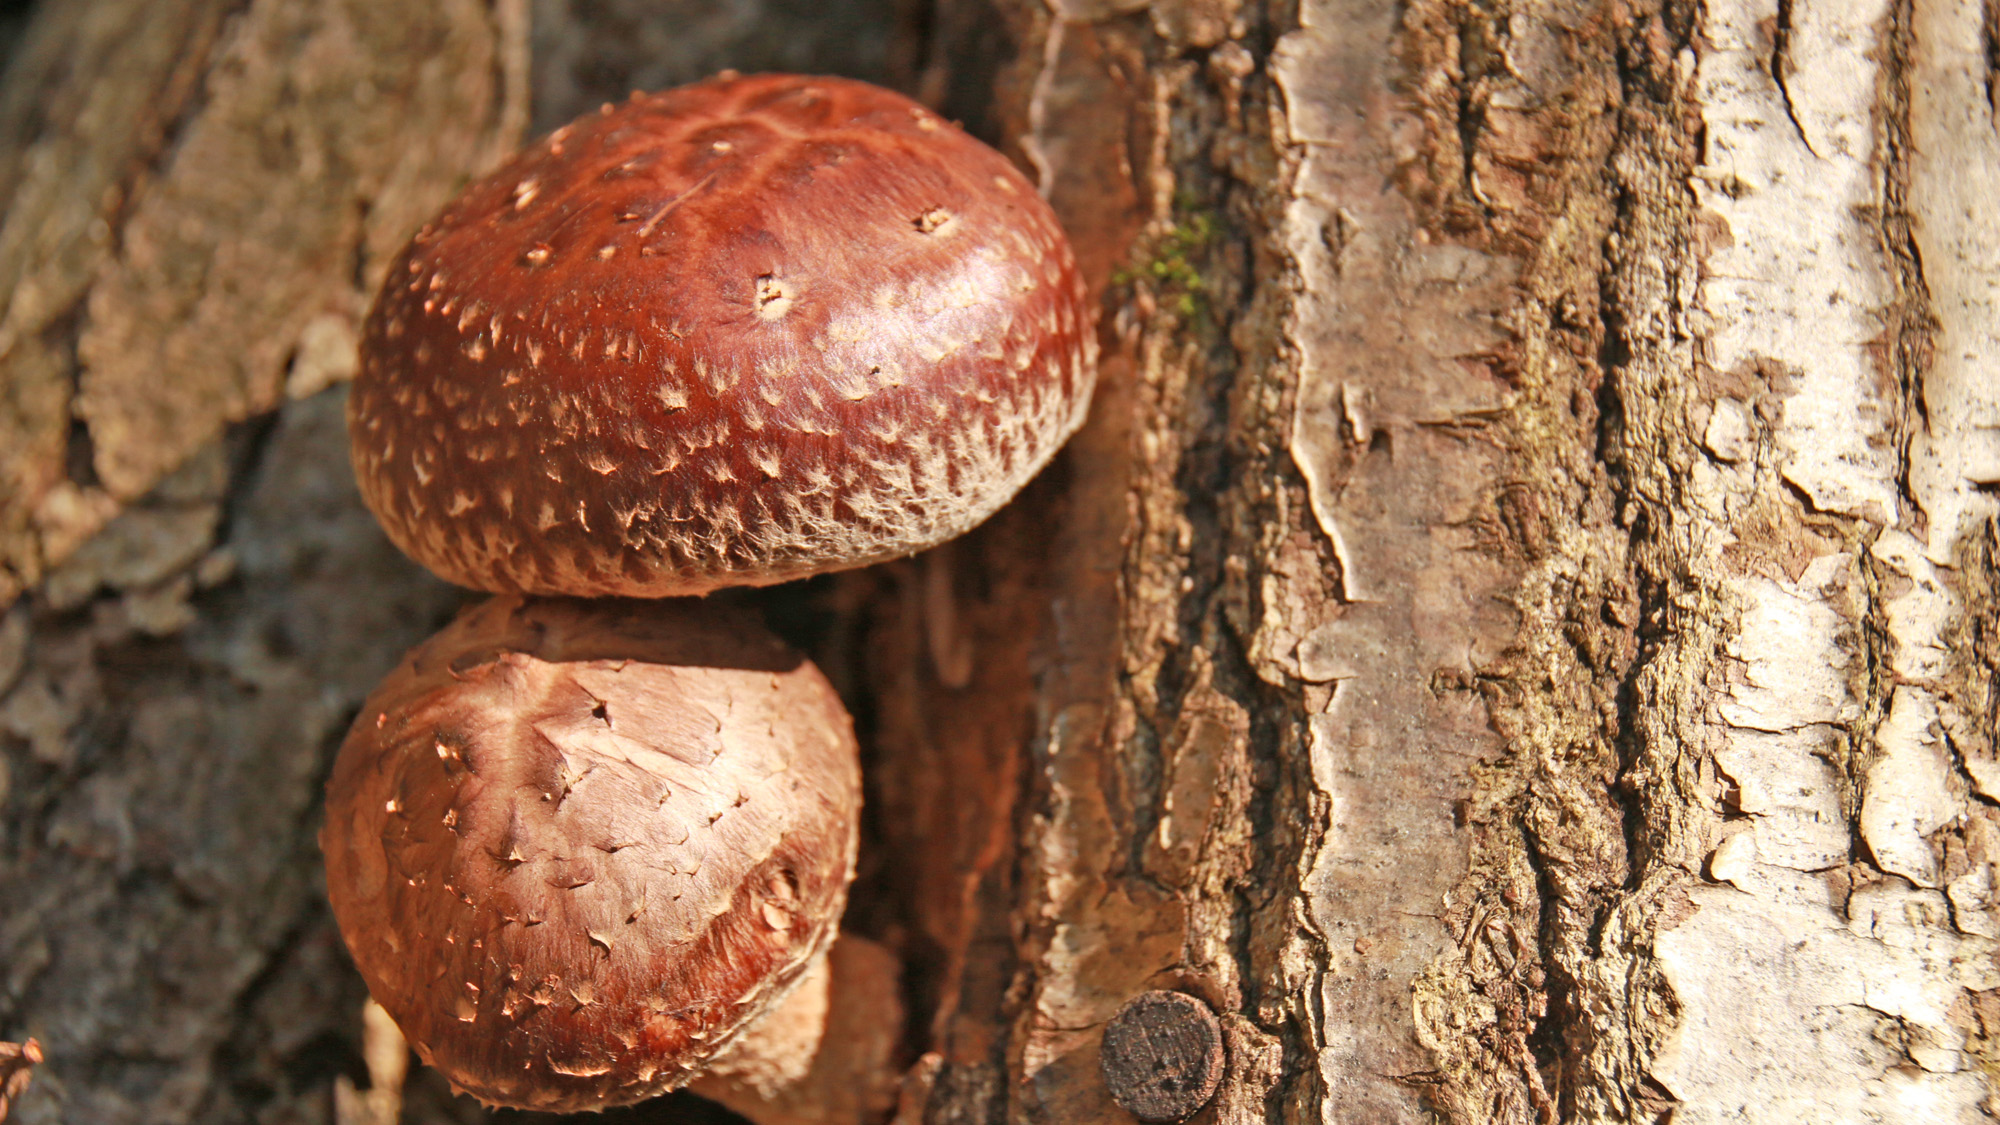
[0,1,35,71]
[527,0,913,134]
[0,394,467,1124]
[0,2,524,1121]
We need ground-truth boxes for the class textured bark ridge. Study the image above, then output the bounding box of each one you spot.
[1591,1,2000,1118]
[1272,0,2000,1120]
[874,5,1313,1125]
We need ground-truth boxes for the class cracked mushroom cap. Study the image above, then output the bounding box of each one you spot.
[320,596,860,1112]
[350,72,1096,597]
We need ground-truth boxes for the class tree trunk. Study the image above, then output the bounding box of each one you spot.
[3,1,1998,1124]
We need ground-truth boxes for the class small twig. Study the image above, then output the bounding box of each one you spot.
[333,1002,407,1125]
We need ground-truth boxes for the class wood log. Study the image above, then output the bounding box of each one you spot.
[2,1,1997,1123]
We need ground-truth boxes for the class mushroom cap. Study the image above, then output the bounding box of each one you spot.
[350,73,1096,597]
[320,596,860,1112]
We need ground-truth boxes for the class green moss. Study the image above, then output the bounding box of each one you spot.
[1114,207,1218,322]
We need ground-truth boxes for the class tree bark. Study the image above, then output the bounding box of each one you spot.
[3,1,1999,1124]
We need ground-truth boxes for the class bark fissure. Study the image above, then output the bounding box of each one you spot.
[1769,0,1819,158]
[1381,0,1658,1120]
[1985,0,2000,117]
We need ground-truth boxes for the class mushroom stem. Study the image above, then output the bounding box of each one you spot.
[697,946,833,1098]
[690,933,905,1125]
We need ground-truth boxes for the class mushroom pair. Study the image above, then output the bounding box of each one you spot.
[320,73,1095,1114]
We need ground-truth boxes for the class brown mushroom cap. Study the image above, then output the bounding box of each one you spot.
[319,596,860,1112]
[350,73,1096,597]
